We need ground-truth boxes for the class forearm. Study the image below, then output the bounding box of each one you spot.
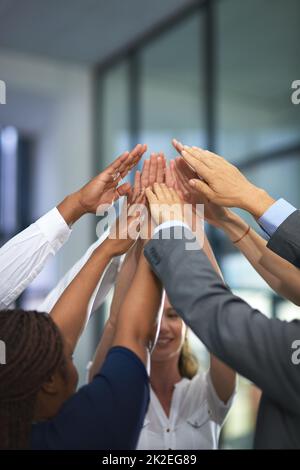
[50,239,113,352]
[203,235,224,280]
[38,228,113,314]
[210,355,236,404]
[109,240,143,325]
[198,224,236,400]
[188,207,223,279]
[57,191,86,226]
[89,241,143,381]
[88,320,116,381]
[112,253,163,369]
[202,234,236,401]
[220,209,300,304]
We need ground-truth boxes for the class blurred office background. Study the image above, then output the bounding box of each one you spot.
[0,0,299,448]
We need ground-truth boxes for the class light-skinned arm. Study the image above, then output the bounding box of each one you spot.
[144,182,300,413]
[172,154,300,306]
[88,239,143,381]
[88,165,159,380]
[146,182,236,403]
[112,249,163,369]
[172,140,274,219]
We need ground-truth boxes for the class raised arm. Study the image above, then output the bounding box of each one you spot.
[202,236,236,403]
[172,141,300,268]
[112,248,164,370]
[0,144,146,309]
[163,167,236,403]
[172,141,274,218]
[50,197,143,354]
[217,209,300,306]
[38,228,119,315]
[88,239,143,381]
[144,183,300,414]
[172,155,300,306]
[89,162,163,380]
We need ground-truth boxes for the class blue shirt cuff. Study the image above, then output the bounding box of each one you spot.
[258,198,297,238]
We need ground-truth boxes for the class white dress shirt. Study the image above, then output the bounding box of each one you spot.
[137,370,235,450]
[38,228,122,323]
[0,208,71,309]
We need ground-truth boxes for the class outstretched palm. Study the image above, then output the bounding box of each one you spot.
[78,144,147,213]
[173,158,227,228]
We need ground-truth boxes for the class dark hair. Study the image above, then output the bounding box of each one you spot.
[0,309,65,449]
[178,335,199,380]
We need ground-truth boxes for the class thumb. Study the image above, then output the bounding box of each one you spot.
[145,187,158,205]
[189,179,212,199]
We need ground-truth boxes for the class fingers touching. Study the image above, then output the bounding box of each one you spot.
[105,143,148,187]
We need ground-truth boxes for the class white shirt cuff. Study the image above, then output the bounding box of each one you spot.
[36,207,72,252]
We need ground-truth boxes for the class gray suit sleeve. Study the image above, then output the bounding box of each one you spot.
[144,228,300,413]
[267,210,300,268]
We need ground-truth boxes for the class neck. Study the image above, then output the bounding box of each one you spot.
[150,356,182,395]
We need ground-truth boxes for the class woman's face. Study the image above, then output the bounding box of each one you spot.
[152,295,186,363]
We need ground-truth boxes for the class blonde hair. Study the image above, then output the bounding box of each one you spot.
[178,335,198,379]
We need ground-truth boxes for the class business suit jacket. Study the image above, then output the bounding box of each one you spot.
[267,210,300,268]
[144,227,300,449]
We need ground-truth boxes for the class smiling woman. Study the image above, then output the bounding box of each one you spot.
[136,293,236,451]
[87,216,236,450]
[151,300,198,381]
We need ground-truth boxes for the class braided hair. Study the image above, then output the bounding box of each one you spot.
[0,309,65,449]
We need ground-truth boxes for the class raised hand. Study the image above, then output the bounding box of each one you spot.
[172,157,228,228]
[175,145,275,219]
[131,170,155,241]
[173,158,198,204]
[145,183,184,226]
[171,138,206,202]
[141,152,166,188]
[172,138,184,153]
[77,143,147,212]
[107,189,145,256]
